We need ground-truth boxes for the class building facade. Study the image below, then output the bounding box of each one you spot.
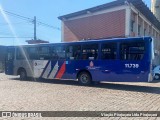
[59,0,160,65]
[151,0,160,22]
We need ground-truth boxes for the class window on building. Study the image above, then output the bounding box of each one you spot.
[131,20,135,32]
[66,45,81,60]
[138,24,141,36]
[101,43,117,60]
[149,26,152,35]
[153,30,155,38]
[120,42,145,60]
[144,28,146,36]
[82,44,98,60]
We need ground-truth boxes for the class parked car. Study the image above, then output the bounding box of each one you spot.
[153,65,160,80]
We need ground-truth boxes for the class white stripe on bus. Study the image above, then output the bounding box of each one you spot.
[48,61,59,79]
[42,61,51,79]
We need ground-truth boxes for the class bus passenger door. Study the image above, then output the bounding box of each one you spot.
[5,47,15,75]
[97,42,118,81]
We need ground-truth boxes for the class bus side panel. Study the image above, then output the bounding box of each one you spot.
[62,60,77,80]
[114,60,150,82]
[50,60,67,79]
[36,60,76,80]
[14,60,34,77]
[78,60,148,82]
[86,60,118,82]
[5,47,15,75]
[64,60,121,82]
[67,59,150,82]
[33,60,49,78]
[63,60,96,80]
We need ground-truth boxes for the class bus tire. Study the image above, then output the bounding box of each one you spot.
[19,69,27,80]
[78,72,92,85]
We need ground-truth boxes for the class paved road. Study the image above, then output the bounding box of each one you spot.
[0,73,160,120]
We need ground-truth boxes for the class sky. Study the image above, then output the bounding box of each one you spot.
[0,0,151,45]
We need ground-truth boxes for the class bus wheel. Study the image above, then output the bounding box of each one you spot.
[78,72,92,85]
[154,74,160,80]
[19,69,27,80]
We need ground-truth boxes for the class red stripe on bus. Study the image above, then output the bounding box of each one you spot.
[55,62,66,79]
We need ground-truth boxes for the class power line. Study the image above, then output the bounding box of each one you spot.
[0,30,34,36]
[2,10,61,30]
[0,37,32,38]
[3,10,33,21]
[0,22,32,25]
[38,21,61,30]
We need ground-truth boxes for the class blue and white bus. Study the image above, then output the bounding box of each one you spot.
[5,37,154,85]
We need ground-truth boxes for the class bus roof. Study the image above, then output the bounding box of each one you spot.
[7,36,152,47]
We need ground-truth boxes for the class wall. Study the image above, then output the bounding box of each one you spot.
[63,10,126,41]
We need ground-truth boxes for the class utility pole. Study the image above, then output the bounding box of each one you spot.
[34,16,37,40]
[26,16,49,44]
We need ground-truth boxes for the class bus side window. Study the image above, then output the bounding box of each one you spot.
[66,46,73,59]
[38,47,50,60]
[82,44,98,60]
[66,45,81,60]
[27,47,38,60]
[51,46,65,60]
[51,46,58,59]
[101,43,116,60]
[16,48,28,60]
[73,45,81,60]
[120,42,145,60]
